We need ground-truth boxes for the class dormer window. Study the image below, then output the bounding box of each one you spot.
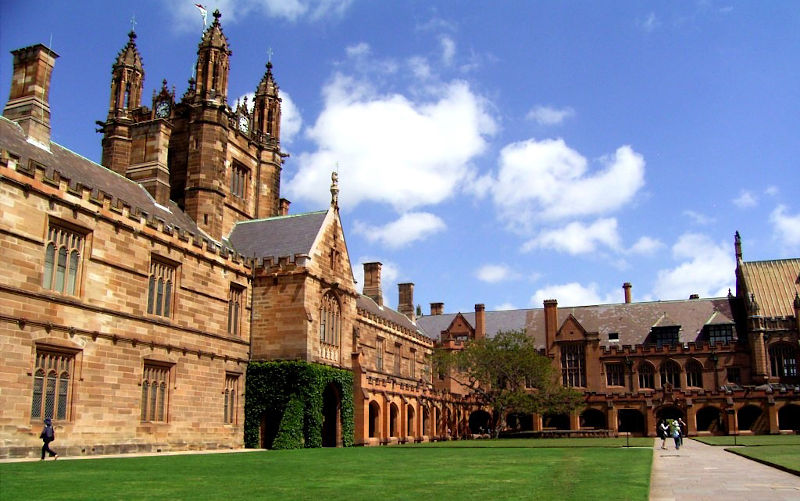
[651,326,680,347]
[707,324,734,345]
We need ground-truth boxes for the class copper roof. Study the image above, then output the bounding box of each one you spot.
[739,259,800,318]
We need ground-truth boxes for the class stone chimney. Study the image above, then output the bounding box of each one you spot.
[474,304,485,340]
[544,299,558,356]
[398,283,415,322]
[430,303,444,316]
[363,262,383,307]
[3,44,59,148]
[279,198,291,216]
[623,282,632,304]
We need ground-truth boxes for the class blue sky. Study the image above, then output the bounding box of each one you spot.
[2,1,798,315]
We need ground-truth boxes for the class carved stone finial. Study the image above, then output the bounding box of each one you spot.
[213,9,222,22]
[330,170,339,208]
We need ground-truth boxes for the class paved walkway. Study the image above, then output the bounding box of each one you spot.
[650,438,800,500]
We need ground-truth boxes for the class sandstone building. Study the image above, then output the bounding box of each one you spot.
[0,11,796,458]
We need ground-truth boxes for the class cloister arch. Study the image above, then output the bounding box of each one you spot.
[696,406,722,433]
[321,383,341,447]
[656,405,684,420]
[738,405,763,432]
[407,405,416,437]
[778,404,800,431]
[469,410,491,434]
[389,402,399,438]
[617,409,645,434]
[543,413,570,430]
[368,401,381,439]
[580,408,607,429]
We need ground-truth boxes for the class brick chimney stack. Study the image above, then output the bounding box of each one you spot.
[279,198,291,216]
[623,282,632,304]
[398,283,415,322]
[430,303,444,316]
[363,262,383,307]
[3,44,59,148]
[544,299,558,356]
[474,304,485,340]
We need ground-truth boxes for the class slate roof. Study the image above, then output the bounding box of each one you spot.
[356,295,429,339]
[416,297,737,349]
[739,259,800,318]
[227,211,328,260]
[0,117,206,238]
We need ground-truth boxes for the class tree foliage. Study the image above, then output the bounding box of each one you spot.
[434,329,583,435]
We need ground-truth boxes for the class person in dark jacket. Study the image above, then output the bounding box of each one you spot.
[40,418,58,460]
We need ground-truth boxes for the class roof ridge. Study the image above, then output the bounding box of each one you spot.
[234,210,328,225]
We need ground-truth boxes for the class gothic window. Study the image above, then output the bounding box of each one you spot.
[31,350,74,421]
[638,362,655,389]
[230,162,248,199]
[42,223,85,296]
[141,363,170,422]
[224,374,239,424]
[605,363,624,387]
[409,348,416,378]
[377,338,385,371]
[561,343,586,387]
[707,324,734,345]
[228,284,244,336]
[394,343,402,375]
[686,360,703,387]
[147,258,175,318]
[726,367,741,385]
[319,292,340,346]
[661,360,681,388]
[769,343,798,378]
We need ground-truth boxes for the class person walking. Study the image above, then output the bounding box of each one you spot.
[670,419,681,450]
[40,418,58,460]
[657,419,669,449]
[676,417,687,449]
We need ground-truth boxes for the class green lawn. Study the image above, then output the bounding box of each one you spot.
[405,436,655,448]
[725,445,800,474]
[692,435,800,446]
[0,442,652,501]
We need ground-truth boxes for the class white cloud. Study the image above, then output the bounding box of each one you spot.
[765,186,779,197]
[629,236,664,255]
[522,218,621,255]
[683,210,715,225]
[346,42,371,59]
[733,190,757,208]
[639,12,660,32]
[353,212,446,249]
[494,302,517,311]
[525,105,575,126]
[652,233,735,300]
[476,264,517,283]
[170,0,354,29]
[491,140,645,232]
[531,282,618,308]
[286,75,497,211]
[440,36,456,65]
[770,205,800,250]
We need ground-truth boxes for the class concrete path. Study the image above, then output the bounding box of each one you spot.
[650,438,800,500]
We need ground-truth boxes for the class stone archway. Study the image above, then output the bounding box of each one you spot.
[655,405,684,420]
[738,405,763,432]
[469,410,491,434]
[580,408,607,429]
[321,383,341,447]
[543,413,570,430]
[696,406,723,433]
[618,409,645,434]
[778,404,800,431]
[390,403,400,437]
[368,400,381,439]
[407,405,416,437]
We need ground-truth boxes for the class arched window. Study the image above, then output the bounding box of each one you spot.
[31,350,74,421]
[686,360,703,387]
[661,360,681,388]
[770,343,798,378]
[42,224,84,296]
[561,343,586,387]
[638,361,655,389]
[319,291,341,362]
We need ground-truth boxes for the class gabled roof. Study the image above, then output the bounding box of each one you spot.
[227,210,328,260]
[739,258,800,318]
[0,117,204,237]
[416,297,736,349]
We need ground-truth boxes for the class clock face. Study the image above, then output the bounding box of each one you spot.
[155,101,170,118]
[238,114,249,133]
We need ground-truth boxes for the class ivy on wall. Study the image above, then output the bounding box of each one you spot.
[245,361,354,449]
